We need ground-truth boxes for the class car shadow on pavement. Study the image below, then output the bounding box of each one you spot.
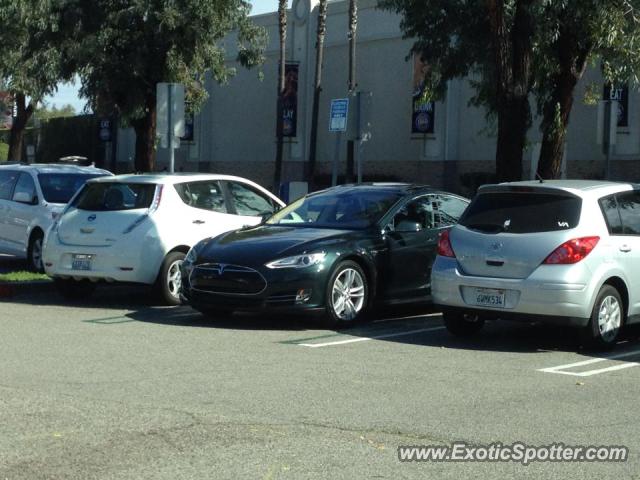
[378,318,640,354]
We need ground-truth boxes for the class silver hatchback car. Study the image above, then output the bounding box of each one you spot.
[431,180,640,349]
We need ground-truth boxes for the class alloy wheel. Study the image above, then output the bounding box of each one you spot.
[331,268,365,321]
[597,295,621,343]
[166,259,183,299]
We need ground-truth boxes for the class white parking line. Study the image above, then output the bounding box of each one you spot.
[299,326,446,348]
[538,349,640,377]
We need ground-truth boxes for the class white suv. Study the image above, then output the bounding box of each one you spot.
[0,163,111,272]
[43,173,285,305]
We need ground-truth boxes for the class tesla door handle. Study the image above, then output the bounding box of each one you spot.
[192,220,205,224]
[620,245,632,252]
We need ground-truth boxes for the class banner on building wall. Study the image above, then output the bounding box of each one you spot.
[604,83,628,128]
[412,55,435,134]
[282,63,299,137]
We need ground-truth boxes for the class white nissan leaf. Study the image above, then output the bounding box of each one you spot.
[43,173,284,305]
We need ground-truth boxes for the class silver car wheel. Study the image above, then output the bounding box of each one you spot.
[331,268,365,321]
[597,295,621,343]
[166,259,183,299]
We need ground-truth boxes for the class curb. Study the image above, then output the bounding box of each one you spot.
[0,280,56,299]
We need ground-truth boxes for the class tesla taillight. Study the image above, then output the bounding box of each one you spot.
[437,229,456,258]
[542,236,600,264]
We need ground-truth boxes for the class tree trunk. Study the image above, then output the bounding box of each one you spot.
[487,0,534,182]
[537,30,591,179]
[8,93,35,162]
[274,0,287,193]
[308,0,328,190]
[346,0,358,182]
[131,94,157,172]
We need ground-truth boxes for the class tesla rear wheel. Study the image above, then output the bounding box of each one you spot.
[157,251,185,306]
[324,261,368,328]
[54,278,96,300]
[442,309,485,337]
[28,230,44,273]
[582,285,623,350]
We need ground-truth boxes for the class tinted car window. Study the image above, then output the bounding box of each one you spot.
[175,181,226,213]
[12,173,37,203]
[393,195,437,230]
[38,173,105,203]
[459,191,581,233]
[599,195,623,234]
[616,191,640,235]
[228,181,276,216]
[0,170,19,200]
[268,189,402,229]
[434,195,469,228]
[71,183,156,211]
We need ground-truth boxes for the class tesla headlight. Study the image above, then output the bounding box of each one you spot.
[266,252,326,269]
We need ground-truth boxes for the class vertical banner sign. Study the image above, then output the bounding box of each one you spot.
[604,84,628,128]
[282,63,299,137]
[412,55,435,134]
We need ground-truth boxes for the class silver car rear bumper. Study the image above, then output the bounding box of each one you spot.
[431,256,592,326]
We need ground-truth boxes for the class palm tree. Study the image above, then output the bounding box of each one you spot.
[307,0,328,189]
[273,0,287,192]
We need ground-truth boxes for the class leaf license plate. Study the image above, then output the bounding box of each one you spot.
[72,254,93,271]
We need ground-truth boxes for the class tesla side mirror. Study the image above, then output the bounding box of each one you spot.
[395,220,423,233]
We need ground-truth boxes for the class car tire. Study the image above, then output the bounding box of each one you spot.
[27,230,44,273]
[442,309,485,337]
[54,278,96,300]
[157,251,185,306]
[581,285,623,350]
[324,260,369,328]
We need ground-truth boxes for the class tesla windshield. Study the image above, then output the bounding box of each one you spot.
[267,189,402,229]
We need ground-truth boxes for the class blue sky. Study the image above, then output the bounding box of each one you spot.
[45,1,287,112]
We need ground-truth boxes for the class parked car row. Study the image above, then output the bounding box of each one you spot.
[3,162,637,350]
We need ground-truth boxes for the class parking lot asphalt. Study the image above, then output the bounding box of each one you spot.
[2,285,640,479]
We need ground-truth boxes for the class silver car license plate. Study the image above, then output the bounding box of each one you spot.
[474,288,505,308]
[72,254,94,271]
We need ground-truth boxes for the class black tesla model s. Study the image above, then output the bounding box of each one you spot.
[180,183,468,326]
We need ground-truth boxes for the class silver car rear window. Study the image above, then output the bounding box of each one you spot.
[459,192,582,233]
[70,183,156,211]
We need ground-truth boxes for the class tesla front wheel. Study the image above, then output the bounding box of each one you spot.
[582,285,623,350]
[442,309,485,337]
[324,261,368,328]
[157,251,185,306]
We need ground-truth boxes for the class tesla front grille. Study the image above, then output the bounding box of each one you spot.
[190,263,267,295]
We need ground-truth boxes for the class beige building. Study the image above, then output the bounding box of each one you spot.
[116,0,640,196]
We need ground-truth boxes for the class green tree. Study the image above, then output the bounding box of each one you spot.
[535,1,640,179]
[379,0,640,181]
[33,102,77,123]
[378,0,538,181]
[64,0,266,172]
[0,1,72,161]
